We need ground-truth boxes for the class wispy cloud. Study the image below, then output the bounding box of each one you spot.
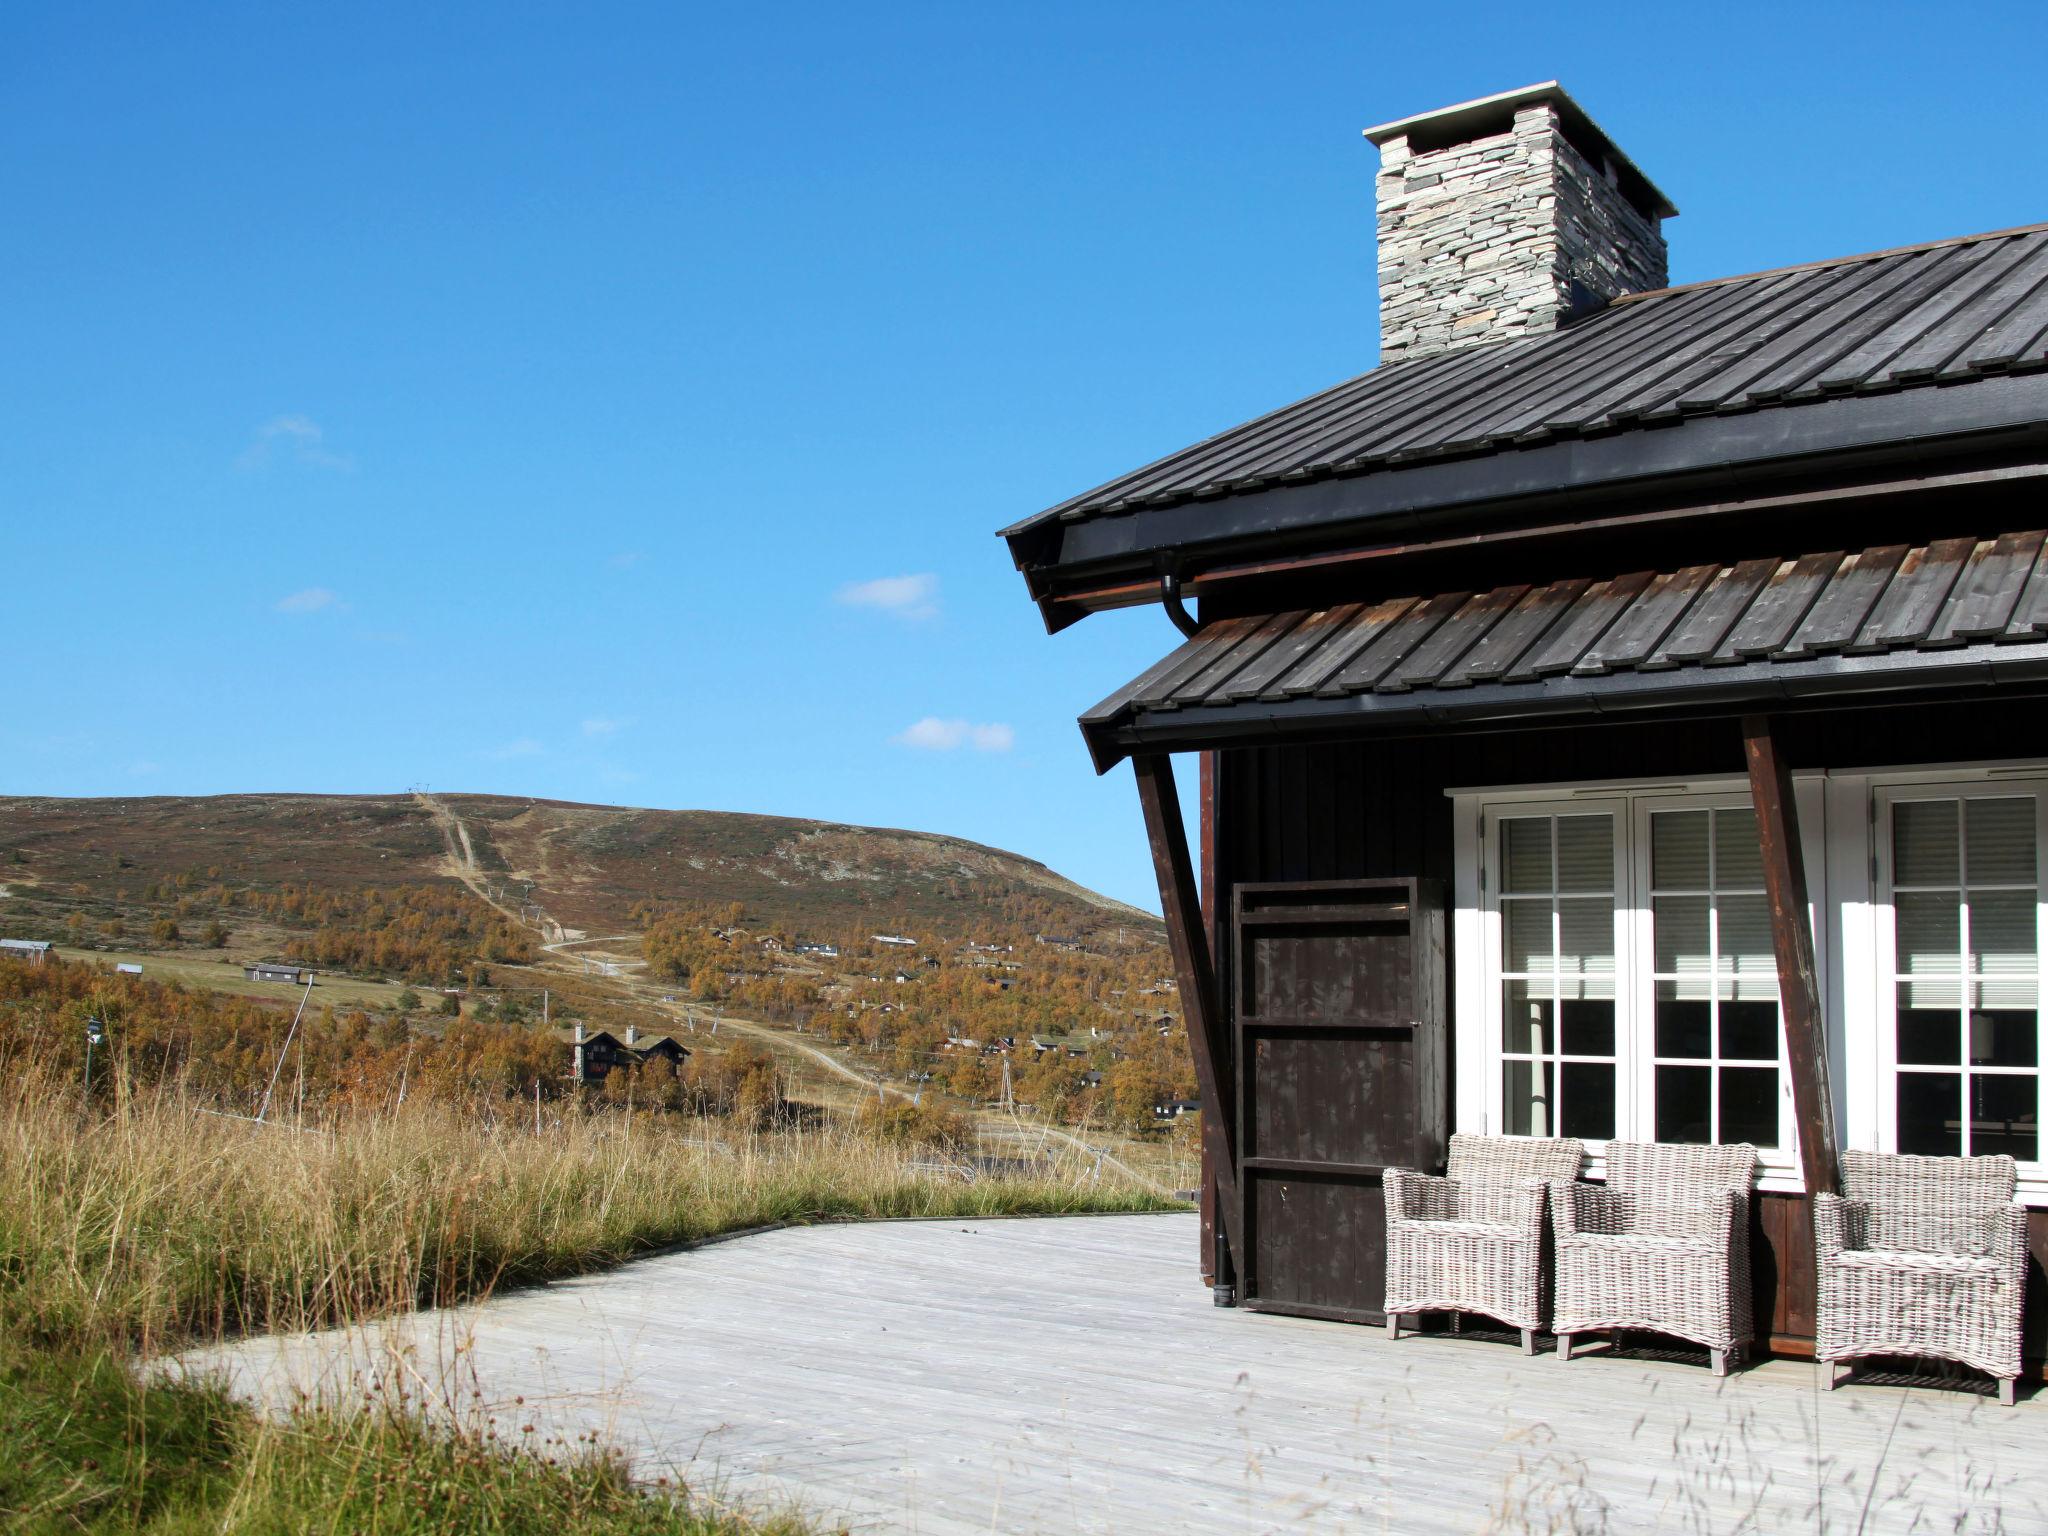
[275,586,343,615]
[237,414,355,473]
[485,737,545,760]
[581,716,627,738]
[839,573,939,621]
[894,717,1014,753]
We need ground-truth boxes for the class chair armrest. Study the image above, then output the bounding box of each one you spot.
[1553,1182,1735,1243]
[1384,1167,1436,1224]
[1993,1204,2029,1270]
[1550,1178,1612,1239]
[1814,1192,1858,1259]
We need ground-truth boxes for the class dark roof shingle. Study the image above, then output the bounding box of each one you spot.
[1080,531,2048,768]
[1013,224,2048,537]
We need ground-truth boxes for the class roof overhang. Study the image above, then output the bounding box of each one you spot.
[1010,373,2048,633]
[1078,532,2048,772]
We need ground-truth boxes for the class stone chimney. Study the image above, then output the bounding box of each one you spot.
[1365,83,1677,363]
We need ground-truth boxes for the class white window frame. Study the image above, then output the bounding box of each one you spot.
[1869,776,2046,1185]
[1629,789,1798,1161]
[1453,772,1823,1192]
[1479,796,1631,1149]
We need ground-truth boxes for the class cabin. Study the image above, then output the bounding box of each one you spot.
[0,939,52,966]
[556,1023,689,1083]
[1002,82,2048,1361]
[244,962,311,984]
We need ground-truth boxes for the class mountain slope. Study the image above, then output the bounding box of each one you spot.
[0,793,1159,945]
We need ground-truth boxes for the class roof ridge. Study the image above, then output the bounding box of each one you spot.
[1614,220,2048,306]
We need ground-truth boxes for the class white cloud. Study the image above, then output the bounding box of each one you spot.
[237,414,355,473]
[894,717,1014,753]
[838,573,939,621]
[581,717,627,738]
[275,587,342,615]
[485,738,545,760]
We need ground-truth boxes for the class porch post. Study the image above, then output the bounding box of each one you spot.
[1132,752,1245,1281]
[1742,715,1841,1198]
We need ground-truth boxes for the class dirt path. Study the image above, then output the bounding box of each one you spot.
[416,790,1172,1196]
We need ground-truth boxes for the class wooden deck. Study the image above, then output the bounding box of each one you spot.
[177,1213,2043,1534]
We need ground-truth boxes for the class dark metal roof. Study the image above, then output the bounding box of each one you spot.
[1081,531,2048,770]
[1010,223,2048,541]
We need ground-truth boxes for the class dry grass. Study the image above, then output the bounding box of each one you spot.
[0,1064,1173,1357]
[0,1064,1171,1533]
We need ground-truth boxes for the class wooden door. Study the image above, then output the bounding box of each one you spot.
[1234,880,1444,1323]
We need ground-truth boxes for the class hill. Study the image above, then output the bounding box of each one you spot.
[0,791,1159,948]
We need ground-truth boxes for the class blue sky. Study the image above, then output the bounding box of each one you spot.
[4,2,2046,911]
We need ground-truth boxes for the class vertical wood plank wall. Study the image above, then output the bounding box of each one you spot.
[1210,700,2048,1353]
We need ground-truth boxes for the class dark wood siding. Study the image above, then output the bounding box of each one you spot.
[1214,695,2048,1354]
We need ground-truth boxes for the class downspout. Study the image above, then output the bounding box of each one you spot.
[1158,559,1201,639]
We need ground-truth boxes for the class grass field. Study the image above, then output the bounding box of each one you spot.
[53,944,423,1011]
[0,1063,1175,1533]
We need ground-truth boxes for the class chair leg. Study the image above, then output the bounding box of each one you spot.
[1386,1312,1401,1340]
[1999,1377,2018,1408]
[1557,1331,1573,1363]
[1822,1360,1840,1391]
[1711,1348,1729,1378]
[1520,1328,1537,1356]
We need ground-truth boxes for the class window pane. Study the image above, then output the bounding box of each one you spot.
[1559,999,1614,1058]
[1897,972,1961,1014]
[1503,899,1552,974]
[1655,1065,1712,1143]
[1969,1009,2039,1069]
[1896,892,1961,974]
[1654,896,1711,975]
[1652,811,1710,889]
[1897,1003,1961,1066]
[1895,799,1959,885]
[1720,998,1779,1061]
[1557,898,1614,993]
[1720,1066,1780,1147]
[1717,894,1777,986]
[1965,796,2036,886]
[1969,889,2037,997]
[1559,1062,1615,1140]
[1654,987,1712,1058]
[1504,1057,1555,1137]
[1971,1073,2038,1162]
[1714,808,1764,889]
[1503,982,1551,1055]
[1897,1072,1962,1156]
[1502,819,1551,894]
[1556,816,1612,893]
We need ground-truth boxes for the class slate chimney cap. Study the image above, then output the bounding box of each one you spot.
[1364,81,1678,221]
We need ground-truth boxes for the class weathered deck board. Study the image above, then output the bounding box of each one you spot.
[176,1214,2042,1535]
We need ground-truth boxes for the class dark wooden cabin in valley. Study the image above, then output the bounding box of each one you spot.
[1003,82,2048,1364]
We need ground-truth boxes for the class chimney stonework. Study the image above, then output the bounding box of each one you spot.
[1367,84,1675,363]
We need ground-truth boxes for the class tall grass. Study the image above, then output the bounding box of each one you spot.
[0,1062,1173,1532]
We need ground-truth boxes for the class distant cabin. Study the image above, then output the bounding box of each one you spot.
[871,933,917,947]
[1153,1099,1200,1121]
[555,1023,689,1083]
[244,963,312,984]
[0,939,52,966]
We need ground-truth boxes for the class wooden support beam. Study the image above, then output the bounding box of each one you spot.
[1132,752,1244,1272]
[1742,715,1841,1198]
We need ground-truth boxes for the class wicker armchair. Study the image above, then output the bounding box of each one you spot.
[1384,1133,1585,1354]
[1550,1141,1758,1375]
[1816,1150,2026,1405]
